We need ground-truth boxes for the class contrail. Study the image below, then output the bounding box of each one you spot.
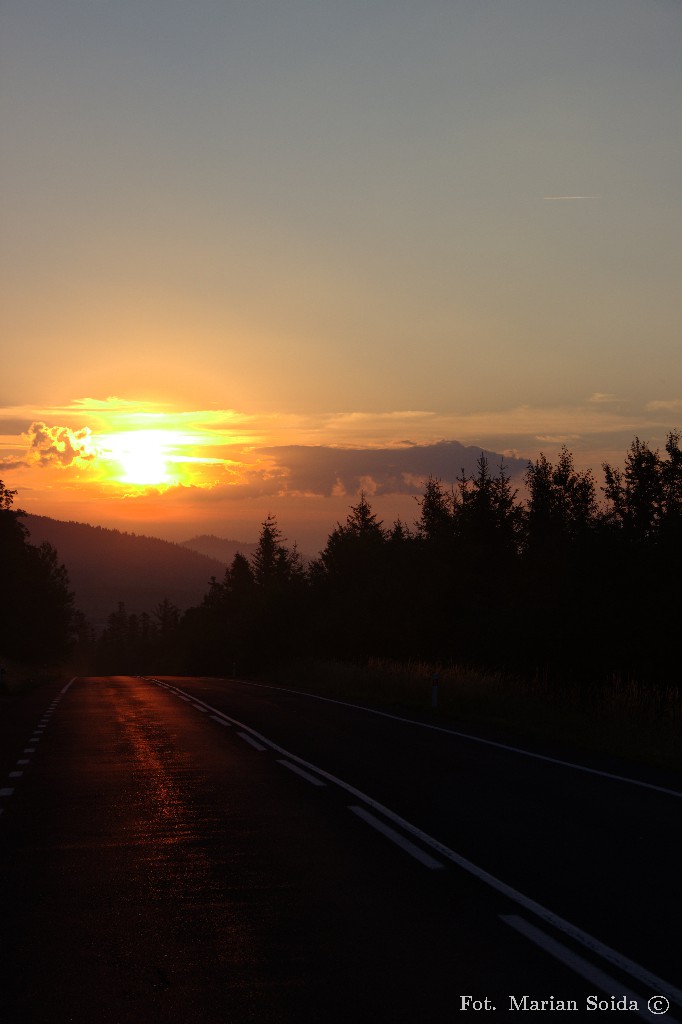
[542,195,601,200]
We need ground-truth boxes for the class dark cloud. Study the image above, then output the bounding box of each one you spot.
[254,440,529,498]
[0,456,30,471]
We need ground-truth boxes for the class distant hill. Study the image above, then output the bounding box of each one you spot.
[180,534,258,563]
[23,515,229,627]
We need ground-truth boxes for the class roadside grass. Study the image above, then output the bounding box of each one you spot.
[267,658,682,771]
[0,657,71,696]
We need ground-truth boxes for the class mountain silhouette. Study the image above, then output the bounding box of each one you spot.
[23,515,248,627]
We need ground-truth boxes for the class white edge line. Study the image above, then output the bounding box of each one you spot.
[277,759,327,787]
[163,680,682,1005]
[350,805,445,869]
[223,680,682,799]
[501,915,681,1022]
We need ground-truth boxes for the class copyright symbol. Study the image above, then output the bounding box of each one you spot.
[648,996,670,1014]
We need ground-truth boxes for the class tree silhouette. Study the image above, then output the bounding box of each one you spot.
[1,481,75,667]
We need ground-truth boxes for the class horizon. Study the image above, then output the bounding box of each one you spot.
[1,1,680,551]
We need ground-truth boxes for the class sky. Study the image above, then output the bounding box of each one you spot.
[1,0,680,553]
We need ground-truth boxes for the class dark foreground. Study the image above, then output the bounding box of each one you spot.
[1,675,680,1023]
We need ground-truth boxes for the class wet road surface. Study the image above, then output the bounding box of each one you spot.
[1,675,680,1023]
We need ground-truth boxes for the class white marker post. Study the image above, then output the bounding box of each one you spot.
[431,671,440,711]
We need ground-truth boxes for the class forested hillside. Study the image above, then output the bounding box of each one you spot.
[23,516,229,625]
[180,534,258,563]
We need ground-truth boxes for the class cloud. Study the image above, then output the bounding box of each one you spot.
[0,456,30,471]
[252,441,530,499]
[644,399,682,413]
[25,422,97,467]
[587,393,619,404]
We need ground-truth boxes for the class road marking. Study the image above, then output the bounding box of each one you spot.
[0,788,15,796]
[210,715,230,725]
[192,704,208,712]
[501,915,681,1023]
[277,759,327,787]
[24,748,35,754]
[233,681,682,798]
[349,805,445,870]
[179,696,190,702]
[9,772,23,778]
[237,731,267,752]
[158,680,682,1005]
[29,737,40,743]
[17,760,30,765]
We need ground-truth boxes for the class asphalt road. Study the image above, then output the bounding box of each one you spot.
[1,674,680,1023]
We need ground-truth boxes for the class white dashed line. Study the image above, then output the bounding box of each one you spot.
[349,805,445,870]
[17,760,30,766]
[210,715,229,725]
[237,731,267,752]
[0,788,15,797]
[501,915,681,1023]
[9,772,23,779]
[277,759,326,787]
[154,677,680,1007]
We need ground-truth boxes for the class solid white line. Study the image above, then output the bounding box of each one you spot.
[232,681,682,798]
[0,788,15,797]
[155,681,682,1004]
[349,805,445,869]
[277,759,327,787]
[501,915,680,1023]
[237,731,267,752]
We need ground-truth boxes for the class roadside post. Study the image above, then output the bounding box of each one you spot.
[431,671,440,711]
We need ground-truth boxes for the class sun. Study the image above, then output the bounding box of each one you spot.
[100,429,180,486]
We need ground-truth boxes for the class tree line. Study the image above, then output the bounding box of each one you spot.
[1,482,75,677]
[91,432,681,688]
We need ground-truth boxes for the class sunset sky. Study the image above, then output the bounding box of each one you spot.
[1,0,680,552]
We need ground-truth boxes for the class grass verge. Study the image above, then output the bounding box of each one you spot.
[267,657,682,772]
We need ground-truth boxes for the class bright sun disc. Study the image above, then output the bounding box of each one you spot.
[101,430,179,486]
